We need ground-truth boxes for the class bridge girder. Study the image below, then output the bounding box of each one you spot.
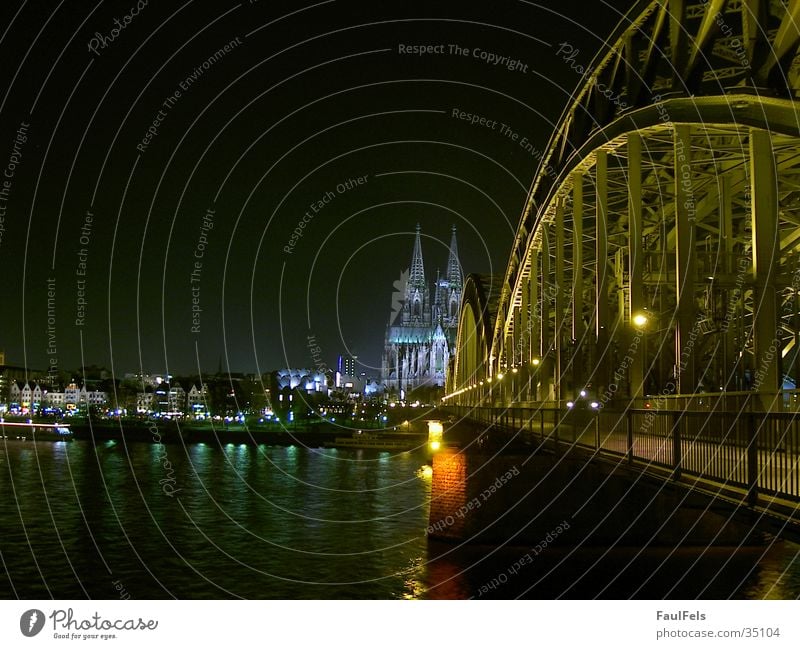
[448,0,800,410]
[486,118,800,407]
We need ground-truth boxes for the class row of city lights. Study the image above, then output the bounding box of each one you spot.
[441,312,651,403]
[567,390,600,409]
[443,380,599,408]
[441,359,539,402]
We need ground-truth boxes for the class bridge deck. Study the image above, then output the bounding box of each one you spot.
[445,406,800,516]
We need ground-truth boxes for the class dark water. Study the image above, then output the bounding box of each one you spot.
[2,440,799,599]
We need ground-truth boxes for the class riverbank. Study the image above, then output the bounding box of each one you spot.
[66,420,427,449]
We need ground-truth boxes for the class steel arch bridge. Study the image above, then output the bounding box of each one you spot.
[446,0,800,415]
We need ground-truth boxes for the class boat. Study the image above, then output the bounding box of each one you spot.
[0,421,73,442]
[324,431,423,451]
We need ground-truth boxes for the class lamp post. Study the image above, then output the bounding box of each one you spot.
[496,372,506,407]
[630,310,649,408]
[531,358,540,401]
[511,367,518,403]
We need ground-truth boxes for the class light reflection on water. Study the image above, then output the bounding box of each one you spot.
[1,440,799,599]
[0,440,430,599]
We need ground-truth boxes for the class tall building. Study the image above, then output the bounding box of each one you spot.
[336,355,359,390]
[382,225,462,394]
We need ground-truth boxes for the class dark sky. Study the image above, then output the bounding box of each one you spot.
[0,0,634,378]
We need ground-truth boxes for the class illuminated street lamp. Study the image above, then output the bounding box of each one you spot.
[631,309,654,401]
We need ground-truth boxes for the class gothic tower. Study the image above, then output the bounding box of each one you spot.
[445,224,462,329]
[401,224,431,326]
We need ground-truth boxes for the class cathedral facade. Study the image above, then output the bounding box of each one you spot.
[381,225,462,395]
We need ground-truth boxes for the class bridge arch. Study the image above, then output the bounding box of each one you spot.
[447,274,501,401]
[448,0,800,411]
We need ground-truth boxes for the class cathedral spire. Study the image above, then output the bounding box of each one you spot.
[447,224,461,288]
[409,223,426,288]
[400,224,430,326]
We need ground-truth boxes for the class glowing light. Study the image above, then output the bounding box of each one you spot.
[511,368,518,374]
[590,401,599,409]
[566,401,574,408]
[419,465,433,479]
[497,373,504,380]
[428,420,443,452]
[531,358,540,366]
[632,312,649,328]
[428,421,444,436]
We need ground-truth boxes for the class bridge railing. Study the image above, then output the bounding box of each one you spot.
[443,405,800,505]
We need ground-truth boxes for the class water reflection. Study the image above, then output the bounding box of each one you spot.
[0,440,798,599]
[0,441,431,598]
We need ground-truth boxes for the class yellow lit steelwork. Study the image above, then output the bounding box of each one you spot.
[446,1,800,413]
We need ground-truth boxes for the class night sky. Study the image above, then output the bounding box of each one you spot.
[0,0,632,378]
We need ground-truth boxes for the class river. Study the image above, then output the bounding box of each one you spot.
[1,440,798,599]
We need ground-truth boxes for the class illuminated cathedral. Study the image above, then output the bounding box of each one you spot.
[381,225,462,396]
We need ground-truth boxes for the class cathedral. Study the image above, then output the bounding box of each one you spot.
[381,225,462,396]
